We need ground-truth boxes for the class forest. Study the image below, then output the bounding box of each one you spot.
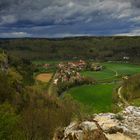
[0,36,140,62]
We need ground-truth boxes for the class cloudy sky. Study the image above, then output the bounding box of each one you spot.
[0,0,140,38]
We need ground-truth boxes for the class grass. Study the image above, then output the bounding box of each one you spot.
[32,60,60,65]
[66,84,115,113]
[81,69,115,81]
[81,62,140,83]
[103,62,140,76]
[131,98,140,106]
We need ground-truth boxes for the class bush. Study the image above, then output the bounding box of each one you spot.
[0,103,20,140]
[19,93,81,140]
[115,114,124,121]
[122,74,140,101]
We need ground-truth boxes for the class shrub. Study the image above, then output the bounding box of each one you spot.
[0,103,20,140]
[20,93,81,140]
[115,114,124,121]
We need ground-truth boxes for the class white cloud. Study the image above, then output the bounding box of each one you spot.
[114,29,140,36]
[67,2,74,8]
[0,32,31,38]
[48,33,91,38]
[131,16,140,23]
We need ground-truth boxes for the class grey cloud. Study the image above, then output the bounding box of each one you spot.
[129,0,140,8]
[0,0,140,37]
[0,0,118,25]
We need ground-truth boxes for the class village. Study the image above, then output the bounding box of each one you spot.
[53,60,103,87]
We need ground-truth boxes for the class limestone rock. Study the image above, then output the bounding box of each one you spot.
[94,106,140,140]
[54,121,108,140]
[54,106,140,140]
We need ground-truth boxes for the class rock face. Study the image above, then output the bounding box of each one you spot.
[54,121,108,140]
[54,106,140,140]
[0,52,8,72]
[122,106,140,139]
[95,106,140,140]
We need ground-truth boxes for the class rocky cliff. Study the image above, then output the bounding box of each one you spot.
[0,52,8,72]
[54,106,140,140]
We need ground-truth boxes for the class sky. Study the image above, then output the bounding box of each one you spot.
[0,0,140,38]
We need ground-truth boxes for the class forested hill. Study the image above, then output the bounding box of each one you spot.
[0,36,140,61]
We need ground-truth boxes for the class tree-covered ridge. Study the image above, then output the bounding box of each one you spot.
[0,36,140,61]
[0,50,33,106]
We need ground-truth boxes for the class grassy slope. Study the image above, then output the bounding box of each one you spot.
[81,69,115,81]
[81,63,140,81]
[131,98,140,106]
[32,60,61,65]
[66,84,115,113]
[67,62,140,113]
[103,62,140,75]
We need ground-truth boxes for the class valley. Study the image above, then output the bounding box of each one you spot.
[1,0,140,139]
[0,38,140,140]
[34,60,140,113]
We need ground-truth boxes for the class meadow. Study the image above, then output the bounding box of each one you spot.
[103,62,140,76]
[81,62,140,81]
[66,84,115,113]
[81,69,115,82]
[32,60,60,65]
[66,62,140,113]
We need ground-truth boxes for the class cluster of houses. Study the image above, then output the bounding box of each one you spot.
[53,60,103,85]
[54,68,81,85]
[36,60,103,86]
[43,63,50,68]
[42,60,103,72]
[54,60,85,85]
[58,60,86,71]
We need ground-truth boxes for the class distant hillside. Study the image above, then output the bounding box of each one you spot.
[0,36,140,61]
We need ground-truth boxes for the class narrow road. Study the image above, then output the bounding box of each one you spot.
[48,72,57,96]
[118,86,129,106]
[109,68,118,77]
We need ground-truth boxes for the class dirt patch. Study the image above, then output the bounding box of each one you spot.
[36,73,53,82]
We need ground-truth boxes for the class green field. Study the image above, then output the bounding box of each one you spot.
[131,98,140,106]
[32,60,60,65]
[81,62,140,82]
[66,84,115,113]
[67,62,140,113]
[81,69,116,81]
[103,62,140,75]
